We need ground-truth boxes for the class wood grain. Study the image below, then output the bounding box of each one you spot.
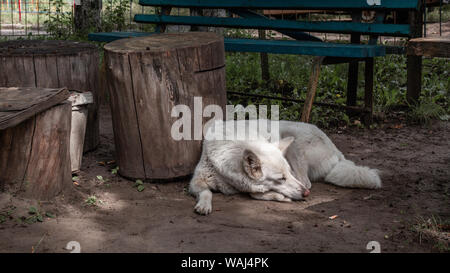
[104,32,226,180]
[407,37,450,58]
[0,40,100,152]
[0,87,69,130]
[0,102,72,200]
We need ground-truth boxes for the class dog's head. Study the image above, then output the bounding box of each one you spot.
[242,137,310,200]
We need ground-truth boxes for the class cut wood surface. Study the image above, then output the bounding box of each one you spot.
[0,40,100,152]
[407,37,450,58]
[0,101,72,200]
[0,87,69,130]
[104,32,226,180]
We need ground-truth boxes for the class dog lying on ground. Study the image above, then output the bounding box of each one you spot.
[189,120,381,215]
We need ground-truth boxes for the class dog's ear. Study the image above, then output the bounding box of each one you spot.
[276,137,295,154]
[243,150,263,180]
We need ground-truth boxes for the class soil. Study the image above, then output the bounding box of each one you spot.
[0,105,448,253]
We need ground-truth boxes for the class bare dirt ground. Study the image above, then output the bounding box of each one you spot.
[0,105,449,253]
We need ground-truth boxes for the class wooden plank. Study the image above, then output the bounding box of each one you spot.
[0,87,69,130]
[224,38,386,58]
[21,101,72,199]
[139,0,420,10]
[301,56,324,123]
[134,14,412,36]
[407,37,450,58]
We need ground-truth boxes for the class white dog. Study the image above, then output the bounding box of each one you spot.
[189,120,381,215]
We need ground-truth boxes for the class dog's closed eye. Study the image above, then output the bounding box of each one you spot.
[273,176,286,183]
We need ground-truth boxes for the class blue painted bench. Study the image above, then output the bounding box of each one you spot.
[89,0,422,123]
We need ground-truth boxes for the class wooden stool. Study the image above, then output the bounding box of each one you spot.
[104,32,226,180]
[0,40,100,152]
[0,87,71,200]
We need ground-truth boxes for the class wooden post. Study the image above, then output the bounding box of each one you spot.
[104,33,227,180]
[258,29,270,83]
[300,56,324,123]
[407,4,424,104]
[363,58,374,125]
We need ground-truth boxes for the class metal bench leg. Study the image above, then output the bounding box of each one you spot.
[407,55,422,104]
[300,56,324,123]
[363,58,374,125]
[346,33,361,116]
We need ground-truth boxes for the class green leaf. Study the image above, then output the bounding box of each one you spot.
[45,212,55,218]
[37,215,43,222]
[96,175,103,181]
[29,206,38,215]
[72,176,79,181]
[137,185,145,192]
[134,179,144,187]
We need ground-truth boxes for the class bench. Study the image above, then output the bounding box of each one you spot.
[89,0,423,124]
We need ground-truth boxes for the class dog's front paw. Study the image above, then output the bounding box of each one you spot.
[194,200,212,215]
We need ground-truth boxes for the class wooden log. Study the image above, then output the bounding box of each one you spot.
[104,32,226,180]
[407,37,450,58]
[0,101,72,200]
[0,40,100,152]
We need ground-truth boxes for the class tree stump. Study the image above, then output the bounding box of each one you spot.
[0,87,72,200]
[0,40,100,152]
[104,32,226,180]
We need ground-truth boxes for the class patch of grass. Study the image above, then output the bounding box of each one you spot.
[426,5,450,23]
[226,52,449,128]
[407,99,447,124]
[85,195,99,206]
[134,180,145,192]
[111,166,119,175]
[412,215,450,252]
[21,206,54,224]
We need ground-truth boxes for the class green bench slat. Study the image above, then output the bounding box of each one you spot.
[139,0,420,10]
[134,14,411,36]
[88,32,155,43]
[224,38,386,58]
[88,32,385,58]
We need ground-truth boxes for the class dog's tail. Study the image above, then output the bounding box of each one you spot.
[324,159,381,189]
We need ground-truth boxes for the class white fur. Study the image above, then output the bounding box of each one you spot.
[189,120,381,215]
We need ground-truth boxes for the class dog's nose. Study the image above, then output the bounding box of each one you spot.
[303,189,310,197]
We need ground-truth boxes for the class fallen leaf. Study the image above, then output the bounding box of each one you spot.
[97,161,106,166]
[363,195,373,200]
[329,215,338,220]
[73,182,79,186]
